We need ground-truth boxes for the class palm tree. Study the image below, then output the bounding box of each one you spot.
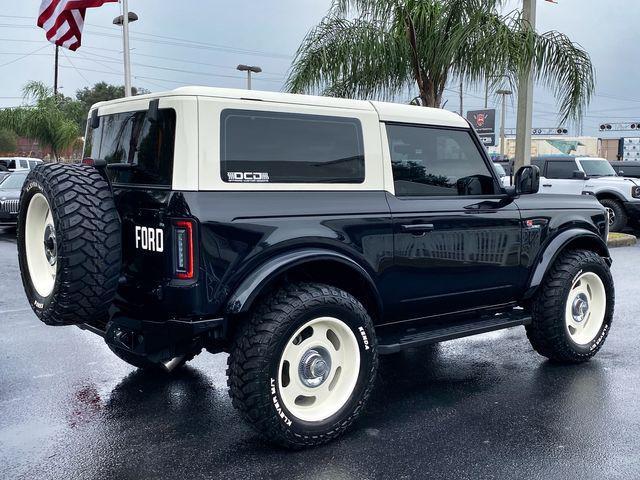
[0,81,80,161]
[286,0,594,124]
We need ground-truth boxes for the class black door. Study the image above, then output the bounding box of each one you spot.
[384,124,523,323]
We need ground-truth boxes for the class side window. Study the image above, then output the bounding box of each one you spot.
[28,160,37,169]
[19,160,28,169]
[83,113,102,159]
[220,109,365,184]
[386,124,496,197]
[546,161,577,179]
[99,109,176,187]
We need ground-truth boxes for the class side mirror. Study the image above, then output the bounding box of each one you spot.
[572,170,587,180]
[90,109,100,129]
[514,165,540,195]
[148,99,160,123]
[618,170,624,176]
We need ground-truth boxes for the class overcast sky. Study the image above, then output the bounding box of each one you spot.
[1,0,638,136]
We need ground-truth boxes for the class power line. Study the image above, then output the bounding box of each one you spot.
[0,44,50,68]
[0,21,293,60]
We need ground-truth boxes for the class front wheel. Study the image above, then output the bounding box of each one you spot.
[600,198,627,232]
[227,283,378,448]
[526,249,614,363]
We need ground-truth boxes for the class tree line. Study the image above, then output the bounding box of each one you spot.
[0,82,148,160]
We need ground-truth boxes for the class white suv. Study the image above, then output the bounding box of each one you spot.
[534,156,640,231]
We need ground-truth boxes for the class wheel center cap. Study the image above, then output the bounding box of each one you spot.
[572,293,589,323]
[299,348,331,388]
[43,224,57,266]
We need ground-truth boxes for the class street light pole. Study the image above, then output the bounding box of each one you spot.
[122,0,132,96]
[237,64,262,90]
[113,1,138,97]
[497,89,513,156]
[514,0,537,170]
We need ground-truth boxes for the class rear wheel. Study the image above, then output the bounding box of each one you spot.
[526,249,614,363]
[227,283,378,448]
[600,198,627,232]
[18,164,121,326]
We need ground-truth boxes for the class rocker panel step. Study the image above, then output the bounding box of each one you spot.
[377,311,532,355]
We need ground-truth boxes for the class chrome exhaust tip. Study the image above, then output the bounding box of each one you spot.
[162,356,185,372]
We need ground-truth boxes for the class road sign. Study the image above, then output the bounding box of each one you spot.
[467,109,496,146]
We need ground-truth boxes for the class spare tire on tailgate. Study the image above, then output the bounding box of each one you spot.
[17,164,121,326]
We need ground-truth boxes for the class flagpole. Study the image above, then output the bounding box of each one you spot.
[122,0,132,97]
[54,45,59,95]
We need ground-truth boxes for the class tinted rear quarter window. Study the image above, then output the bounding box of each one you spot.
[98,109,176,187]
[220,109,365,184]
[386,124,496,197]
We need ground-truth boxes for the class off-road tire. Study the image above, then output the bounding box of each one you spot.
[17,164,121,326]
[227,282,378,448]
[526,249,614,363]
[600,198,627,232]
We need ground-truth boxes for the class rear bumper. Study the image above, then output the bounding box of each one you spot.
[79,315,225,363]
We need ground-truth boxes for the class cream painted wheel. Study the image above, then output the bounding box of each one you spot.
[25,193,57,298]
[277,316,361,423]
[565,272,607,345]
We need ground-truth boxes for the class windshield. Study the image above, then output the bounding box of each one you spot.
[0,172,27,189]
[579,159,617,177]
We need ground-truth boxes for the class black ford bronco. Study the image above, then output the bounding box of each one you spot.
[17,87,614,448]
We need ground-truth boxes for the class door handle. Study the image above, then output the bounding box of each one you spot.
[401,223,435,233]
[542,184,552,187]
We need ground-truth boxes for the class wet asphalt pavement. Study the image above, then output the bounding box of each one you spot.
[1,226,639,480]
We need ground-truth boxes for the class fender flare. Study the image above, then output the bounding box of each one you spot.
[524,228,610,299]
[225,248,381,315]
[590,189,627,203]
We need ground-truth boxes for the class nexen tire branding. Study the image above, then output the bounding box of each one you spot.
[135,226,164,253]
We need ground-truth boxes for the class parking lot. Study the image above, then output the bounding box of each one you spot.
[1,226,639,480]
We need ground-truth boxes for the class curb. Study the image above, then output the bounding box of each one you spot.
[607,233,637,248]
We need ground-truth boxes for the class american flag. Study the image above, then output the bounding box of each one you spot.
[37,0,117,51]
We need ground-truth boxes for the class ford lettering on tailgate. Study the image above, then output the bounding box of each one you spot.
[135,226,164,253]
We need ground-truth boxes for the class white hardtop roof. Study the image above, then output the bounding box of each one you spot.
[92,86,469,128]
[0,157,42,161]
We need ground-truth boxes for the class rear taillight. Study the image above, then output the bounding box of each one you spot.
[174,220,194,279]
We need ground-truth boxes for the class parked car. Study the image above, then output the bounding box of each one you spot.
[16,87,613,448]
[611,161,640,179]
[492,162,511,186]
[533,155,640,231]
[0,157,43,171]
[0,171,28,226]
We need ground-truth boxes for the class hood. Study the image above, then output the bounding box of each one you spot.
[588,176,640,186]
[0,188,21,200]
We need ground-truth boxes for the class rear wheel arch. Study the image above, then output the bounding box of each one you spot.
[226,249,382,323]
[525,229,610,299]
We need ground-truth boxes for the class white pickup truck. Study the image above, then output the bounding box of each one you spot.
[533,156,640,231]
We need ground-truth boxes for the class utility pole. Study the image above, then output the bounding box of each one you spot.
[497,89,513,156]
[53,45,59,95]
[459,79,464,116]
[514,0,537,171]
[113,1,138,97]
[237,64,262,90]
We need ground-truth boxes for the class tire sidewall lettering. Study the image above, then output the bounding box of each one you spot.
[565,264,613,354]
[18,178,55,315]
[267,305,375,432]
